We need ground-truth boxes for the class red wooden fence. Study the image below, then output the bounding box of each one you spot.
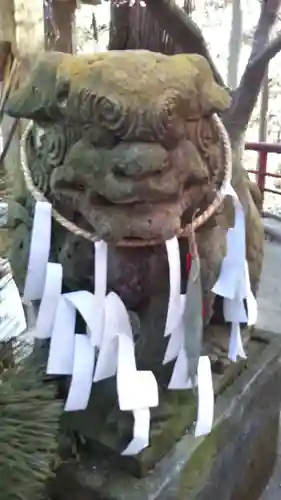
[245,142,281,213]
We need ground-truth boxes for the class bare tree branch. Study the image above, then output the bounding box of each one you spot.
[252,30,281,66]
[251,0,281,58]
[223,0,281,144]
[144,0,226,87]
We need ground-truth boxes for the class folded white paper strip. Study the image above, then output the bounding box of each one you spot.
[168,347,193,390]
[212,184,257,362]
[46,294,77,376]
[35,262,63,339]
[94,291,131,382]
[164,237,182,336]
[0,276,27,341]
[64,334,96,412]
[92,240,108,346]
[244,260,258,327]
[23,201,52,302]
[47,290,101,376]
[195,356,214,437]
[122,408,151,456]
[169,352,214,437]
[212,185,245,300]
[117,334,158,411]
[46,291,99,411]
[163,295,185,365]
[228,322,246,362]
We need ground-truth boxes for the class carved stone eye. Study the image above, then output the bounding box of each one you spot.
[98,97,118,122]
[56,79,70,108]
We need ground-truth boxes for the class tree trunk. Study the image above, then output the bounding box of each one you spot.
[108,0,222,74]
[227,0,243,89]
[259,71,269,143]
[109,0,178,53]
[47,0,76,53]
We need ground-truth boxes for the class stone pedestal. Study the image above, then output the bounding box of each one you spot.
[51,329,281,500]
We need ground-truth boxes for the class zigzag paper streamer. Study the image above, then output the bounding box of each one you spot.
[212,184,257,362]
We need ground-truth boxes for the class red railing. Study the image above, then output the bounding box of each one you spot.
[245,142,281,211]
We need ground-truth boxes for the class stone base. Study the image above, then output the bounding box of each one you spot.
[51,330,281,500]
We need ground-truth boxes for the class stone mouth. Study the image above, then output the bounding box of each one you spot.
[49,136,210,207]
[52,173,208,204]
[51,180,213,243]
[48,132,213,241]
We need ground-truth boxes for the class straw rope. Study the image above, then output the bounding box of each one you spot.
[20,113,232,247]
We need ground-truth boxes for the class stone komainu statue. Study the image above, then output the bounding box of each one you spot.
[4,50,264,462]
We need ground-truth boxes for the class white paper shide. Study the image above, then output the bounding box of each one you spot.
[212,183,257,362]
[22,201,158,455]
[10,180,254,455]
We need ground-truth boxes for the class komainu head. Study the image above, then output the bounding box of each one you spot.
[6,50,231,242]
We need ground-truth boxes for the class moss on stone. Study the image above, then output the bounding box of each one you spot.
[56,51,230,119]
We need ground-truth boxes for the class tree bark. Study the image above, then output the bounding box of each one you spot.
[259,71,269,143]
[223,0,281,145]
[227,0,243,89]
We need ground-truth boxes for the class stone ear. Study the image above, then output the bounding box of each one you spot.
[55,79,70,107]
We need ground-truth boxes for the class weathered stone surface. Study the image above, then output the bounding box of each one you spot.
[4,50,265,464]
[51,330,281,500]
[54,51,230,123]
[5,51,66,122]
